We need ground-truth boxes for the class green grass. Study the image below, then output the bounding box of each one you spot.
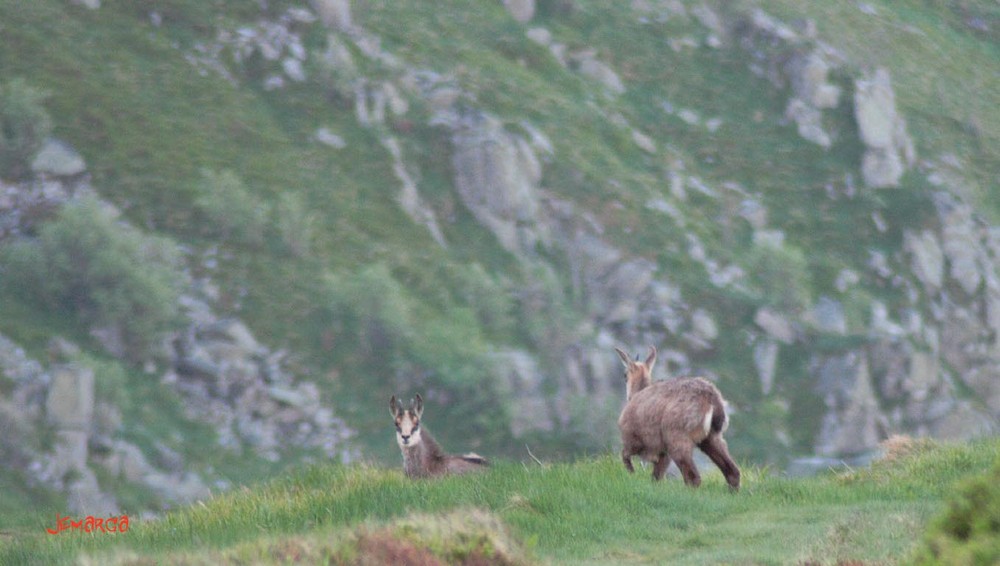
[3,438,997,565]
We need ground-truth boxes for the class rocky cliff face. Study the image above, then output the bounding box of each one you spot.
[396,2,996,453]
[0,152,354,513]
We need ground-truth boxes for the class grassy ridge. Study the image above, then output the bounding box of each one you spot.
[4,438,997,565]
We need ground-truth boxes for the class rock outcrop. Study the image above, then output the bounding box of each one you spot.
[170,295,355,463]
[503,0,536,23]
[854,68,916,188]
[310,0,352,31]
[451,112,547,254]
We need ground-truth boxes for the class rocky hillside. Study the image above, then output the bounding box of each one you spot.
[1,0,997,516]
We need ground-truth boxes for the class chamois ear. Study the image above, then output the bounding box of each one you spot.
[390,395,400,417]
[413,393,423,418]
[645,346,657,373]
[615,347,632,368]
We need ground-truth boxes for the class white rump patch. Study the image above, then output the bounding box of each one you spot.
[702,407,713,436]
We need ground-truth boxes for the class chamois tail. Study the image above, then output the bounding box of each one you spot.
[710,396,729,434]
[460,452,489,466]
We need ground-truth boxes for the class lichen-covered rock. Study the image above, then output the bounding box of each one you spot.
[754,340,779,395]
[45,365,94,431]
[309,0,351,30]
[854,68,916,187]
[170,300,355,462]
[451,113,543,253]
[572,50,626,94]
[489,350,553,436]
[905,230,945,291]
[503,0,536,23]
[785,98,831,148]
[31,139,86,177]
[382,136,446,247]
[814,353,885,456]
[754,308,796,344]
[936,193,983,295]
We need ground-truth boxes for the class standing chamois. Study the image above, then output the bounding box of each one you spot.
[616,346,741,490]
[389,394,489,478]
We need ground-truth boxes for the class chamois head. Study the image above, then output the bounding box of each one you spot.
[615,346,657,402]
[390,394,423,448]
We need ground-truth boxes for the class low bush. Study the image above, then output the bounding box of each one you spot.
[0,196,185,361]
[194,169,268,248]
[0,78,52,180]
[910,456,1000,565]
[742,241,813,313]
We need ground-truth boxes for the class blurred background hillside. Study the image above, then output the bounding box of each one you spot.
[1,0,997,518]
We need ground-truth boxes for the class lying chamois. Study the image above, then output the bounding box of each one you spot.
[616,346,740,490]
[389,394,488,478]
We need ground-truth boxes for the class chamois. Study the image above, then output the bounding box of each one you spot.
[616,346,740,490]
[389,394,488,478]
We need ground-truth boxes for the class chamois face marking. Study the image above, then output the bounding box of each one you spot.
[616,346,657,402]
[390,394,423,448]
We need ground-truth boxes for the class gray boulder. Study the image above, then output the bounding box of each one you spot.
[503,0,536,23]
[489,350,553,437]
[904,230,944,291]
[754,308,796,344]
[809,296,847,335]
[573,50,626,95]
[854,68,916,187]
[754,340,779,395]
[814,353,885,456]
[31,139,86,177]
[45,365,94,431]
[937,194,983,295]
[783,49,842,148]
[451,113,543,253]
[309,0,351,30]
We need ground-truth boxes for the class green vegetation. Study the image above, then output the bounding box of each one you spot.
[2,438,997,565]
[0,0,997,550]
[193,169,269,248]
[911,453,1000,565]
[0,78,52,180]
[742,240,813,313]
[0,196,185,361]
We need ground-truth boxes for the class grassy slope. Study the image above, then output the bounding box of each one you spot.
[743,0,1000,213]
[0,0,998,524]
[3,438,997,565]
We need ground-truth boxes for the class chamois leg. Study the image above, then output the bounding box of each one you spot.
[622,448,636,473]
[652,453,671,481]
[668,443,701,487]
[698,434,741,491]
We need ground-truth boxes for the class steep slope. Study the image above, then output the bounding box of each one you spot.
[0,0,997,515]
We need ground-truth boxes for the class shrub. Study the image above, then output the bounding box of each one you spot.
[0,196,185,361]
[911,457,1000,565]
[325,264,414,357]
[274,192,318,258]
[194,169,268,247]
[453,263,516,337]
[325,264,502,435]
[79,353,133,414]
[0,78,52,180]
[742,241,813,313]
